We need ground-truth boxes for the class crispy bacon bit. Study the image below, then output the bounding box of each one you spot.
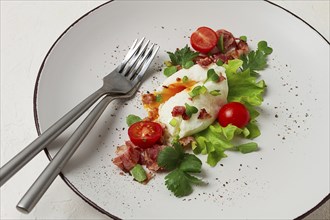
[140,144,166,171]
[112,141,141,172]
[141,172,155,184]
[198,108,212,119]
[113,140,166,173]
[171,106,186,117]
[142,93,156,105]
[237,40,249,53]
[147,108,159,121]
[216,29,237,53]
[181,113,190,120]
[171,106,190,120]
[193,29,250,68]
[211,53,229,64]
[195,56,213,67]
[219,75,226,82]
[179,136,195,147]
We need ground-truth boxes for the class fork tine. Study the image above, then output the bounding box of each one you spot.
[126,43,154,80]
[122,40,150,77]
[130,44,159,83]
[117,37,145,72]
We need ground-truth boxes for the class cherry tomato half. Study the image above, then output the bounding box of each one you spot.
[128,121,163,149]
[218,102,250,128]
[190,26,218,54]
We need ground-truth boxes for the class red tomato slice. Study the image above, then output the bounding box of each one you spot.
[218,102,250,128]
[128,121,163,149]
[190,26,218,54]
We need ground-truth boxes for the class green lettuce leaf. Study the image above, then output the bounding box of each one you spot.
[193,123,257,167]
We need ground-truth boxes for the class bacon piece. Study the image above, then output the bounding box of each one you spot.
[216,29,237,53]
[198,108,212,119]
[219,75,226,82]
[112,141,141,172]
[142,172,155,184]
[237,40,249,54]
[179,136,195,147]
[171,106,186,117]
[140,144,166,171]
[195,56,213,67]
[211,53,229,64]
[142,93,156,105]
[171,106,191,120]
[230,40,249,58]
[147,108,159,121]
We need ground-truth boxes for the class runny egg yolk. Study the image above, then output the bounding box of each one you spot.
[144,78,196,120]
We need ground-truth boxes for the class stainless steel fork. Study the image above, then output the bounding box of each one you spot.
[0,38,159,187]
[16,84,143,213]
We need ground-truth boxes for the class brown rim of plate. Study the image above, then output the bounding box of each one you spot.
[32,0,329,219]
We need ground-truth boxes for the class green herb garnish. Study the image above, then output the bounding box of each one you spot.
[185,103,198,118]
[240,40,273,76]
[239,36,247,42]
[167,45,199,68]
[126,114,142,126]
[157,142,204,197]
[164,60,172,67]
[183,60,194,69]
[204,68,219,83]
[216,60,224,66]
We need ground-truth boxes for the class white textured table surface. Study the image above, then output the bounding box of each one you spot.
[1,1,329,219]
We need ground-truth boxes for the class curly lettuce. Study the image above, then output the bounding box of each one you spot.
[192,41,272,166]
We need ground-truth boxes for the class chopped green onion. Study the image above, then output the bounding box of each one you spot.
[188,85,208,98]
[182,76,189,83]
[169,118,178,127]
[217,35,224,53]
[236,142,258,154]
[210,90,221,96]
[164,66,177,77]
[130,164,147,182]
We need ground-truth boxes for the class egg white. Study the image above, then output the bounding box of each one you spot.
[158,63,228,138]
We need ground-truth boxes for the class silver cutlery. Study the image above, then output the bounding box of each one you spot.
[0,38,159,212]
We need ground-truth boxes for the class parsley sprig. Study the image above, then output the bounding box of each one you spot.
[241,40,273,76]
[167,45,199,67]
[157,142,204,197]
[164,45,199,77]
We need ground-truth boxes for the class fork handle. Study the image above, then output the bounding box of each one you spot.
[0,88,106,187]
[16,95,114,213]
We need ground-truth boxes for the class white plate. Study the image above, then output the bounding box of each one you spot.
[34,1,329,219]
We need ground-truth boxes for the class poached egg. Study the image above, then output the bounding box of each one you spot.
[145,63,228,138]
